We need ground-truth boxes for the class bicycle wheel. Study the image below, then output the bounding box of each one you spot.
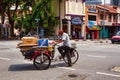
[63,49,79,64]
[33,53,51,70]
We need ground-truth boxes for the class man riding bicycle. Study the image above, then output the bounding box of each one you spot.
[55,30,72,67]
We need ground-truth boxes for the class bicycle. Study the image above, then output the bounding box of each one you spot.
[63,46,79,64]
[33,42,79,70]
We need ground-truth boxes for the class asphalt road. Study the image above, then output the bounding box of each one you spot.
[0,40,120,80]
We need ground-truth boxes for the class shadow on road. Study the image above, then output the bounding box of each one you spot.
[8,62,70,71]
[8,64,36,71]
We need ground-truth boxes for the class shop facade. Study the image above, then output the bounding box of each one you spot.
[62,15,85,39]
[85,5,100,40]
[86,5,120,40]
[54,0,85,39]
[98,5,120,39]
[63,0,86,39]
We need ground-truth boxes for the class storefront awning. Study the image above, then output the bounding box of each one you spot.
[88,25,100,30]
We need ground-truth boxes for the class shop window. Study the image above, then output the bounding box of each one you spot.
[113,14,117,22]
[108,14,112,22]
[88,15,96,21]
[119,16,120,21]
[62,19,68,24]
[100,14,106,20]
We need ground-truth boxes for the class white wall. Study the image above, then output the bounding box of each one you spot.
[66,0,85,15]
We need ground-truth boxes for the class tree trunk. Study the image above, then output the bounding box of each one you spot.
[0,11,5,39]
[9,18,15,37]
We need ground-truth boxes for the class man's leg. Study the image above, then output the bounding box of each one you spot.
[58,46,65,58]
[64,46,72,66]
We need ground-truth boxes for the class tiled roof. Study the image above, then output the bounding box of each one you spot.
[97,5,117,13]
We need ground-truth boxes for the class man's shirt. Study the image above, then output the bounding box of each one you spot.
[60,32,71,47]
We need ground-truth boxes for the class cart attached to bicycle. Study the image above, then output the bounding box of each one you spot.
[17,37,79,70]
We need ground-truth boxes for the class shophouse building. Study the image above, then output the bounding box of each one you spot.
[55,0,86,39]
[98,5,120,39]
[86,4,120,40]
[85,5,100,40]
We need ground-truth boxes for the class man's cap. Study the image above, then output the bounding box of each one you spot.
[58,30,63,34]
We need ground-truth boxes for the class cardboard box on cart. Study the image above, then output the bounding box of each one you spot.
[18,37,38,52]
[21,37,38,45]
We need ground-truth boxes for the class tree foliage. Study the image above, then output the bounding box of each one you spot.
[22,0,59,36]
[0,0,59,37]
[0,0,31,36]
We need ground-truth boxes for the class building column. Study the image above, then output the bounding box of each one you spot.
[82,23,86,40]
[67,20,71,36]
[0,25,1,38]
[111,14,114,23]
[60,18,63,30]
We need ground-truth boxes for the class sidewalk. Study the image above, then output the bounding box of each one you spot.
[0,38,112,44]
[71,39,111,44]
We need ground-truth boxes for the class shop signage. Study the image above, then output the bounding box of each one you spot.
[112,23,120,26]
[88,21,100,30]
[88,8,97,13]
[71,17,83,25]
[100,21,112,26]
[88,21,97,27]
[35,18,40,22]
[85,0,102,5]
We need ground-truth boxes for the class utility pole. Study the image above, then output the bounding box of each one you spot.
[35,18,40,38]
[103,0,106,39]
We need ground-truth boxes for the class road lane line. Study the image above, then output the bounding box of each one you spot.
[87,55,106,58]
[0,57,11,60]
[96,72,120,77]
[56,66,76,70]
[23,60,33,64]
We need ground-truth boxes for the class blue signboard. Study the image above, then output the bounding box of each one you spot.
[88,21,94,28]
[71,17,83,25]
[85,0,102,5]
[88,9,97,13]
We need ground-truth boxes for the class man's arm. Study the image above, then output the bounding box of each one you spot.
[55,39,64,44]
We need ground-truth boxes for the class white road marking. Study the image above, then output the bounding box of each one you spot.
[87,55,106,58]
[0,57,11,60]
[96,72,120,78]
[56,66,76,70]
[23,60,33,64]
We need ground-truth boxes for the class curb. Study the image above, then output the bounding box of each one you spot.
[71,39,111,44]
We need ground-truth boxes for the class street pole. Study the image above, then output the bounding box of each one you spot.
[103,0,105,39]
[35,18,40,38]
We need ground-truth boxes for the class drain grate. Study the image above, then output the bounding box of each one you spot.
[111,66,120,72]
[57,71,88,80]
[68,74,77,78]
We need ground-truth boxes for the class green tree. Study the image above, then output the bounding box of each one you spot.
[21,0,59,36]
[0,0,59,38]
[0,0,27,37]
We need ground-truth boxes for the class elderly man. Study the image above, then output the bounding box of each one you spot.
[55,30,72,67]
